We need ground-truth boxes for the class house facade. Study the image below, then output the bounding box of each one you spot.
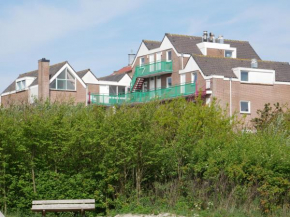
[1,58,89,106]
[92,32,290,122]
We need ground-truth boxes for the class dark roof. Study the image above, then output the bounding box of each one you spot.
[2,61,67,94]
[76,69,90,78]
[98,73,127,82]
[165,33,261,60]
[192,55,290,82]
[143,40,162,50]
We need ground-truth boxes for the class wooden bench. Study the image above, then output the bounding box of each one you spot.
[31,199,95,216]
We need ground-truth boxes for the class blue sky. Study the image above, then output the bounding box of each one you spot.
[0,0,289,92]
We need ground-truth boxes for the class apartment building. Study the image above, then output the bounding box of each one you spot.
[92,32,290,122]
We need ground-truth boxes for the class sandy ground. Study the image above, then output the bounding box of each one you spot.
[114,214,185,217]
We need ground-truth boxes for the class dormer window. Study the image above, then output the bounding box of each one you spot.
[241,71,249,82]
[225,50,233,58]
[50,68,76,91]
[16,80,26,91]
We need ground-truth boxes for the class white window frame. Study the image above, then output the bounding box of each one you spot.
[16,80,26,91]
[225,50,233,58]
[240,101,251,114]
[166,50,172,62]
[166,77,172,88]
[241,71,249,82]
[191,72,197,83]
[140,57,145,66]
[50,68,76,91]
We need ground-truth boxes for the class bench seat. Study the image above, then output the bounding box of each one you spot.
[32,199,95,216]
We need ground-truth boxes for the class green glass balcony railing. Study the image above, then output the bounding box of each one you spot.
[131,61,173,90]
[91,82,196,106]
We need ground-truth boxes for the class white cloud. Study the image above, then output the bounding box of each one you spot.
[0,0,141,57]
[186,4,290,62]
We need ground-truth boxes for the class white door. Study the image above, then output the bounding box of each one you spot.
[149,77,155,91]
[99,85,109,104]
[156,76,161,89]
[149,77,155,98]
[149,54,154,72]
[180,74,186,94]
[156,52,161,71]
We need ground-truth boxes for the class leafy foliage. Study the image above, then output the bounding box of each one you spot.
[0,99,289,216]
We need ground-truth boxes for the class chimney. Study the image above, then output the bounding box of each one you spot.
[218,35,224,44]
[209,32,215,43]
[202,31,208,42]
[38,58,50,100]
[251,59,258,68]
[128,52,136,66]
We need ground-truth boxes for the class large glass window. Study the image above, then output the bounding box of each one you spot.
[109,86,117,95]
[50,68,76,91]
[118,86,126,95]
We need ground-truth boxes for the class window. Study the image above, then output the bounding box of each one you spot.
[192,72,197,83]
[109,86,117,95]
[118,86,126,95]
[240,101,250,113]
[16,80,26,91]
[167,77,172,88]
[140,57,145,66]
[166,51,172,61]
[241,71,249,82]
[50,68,76,91]
[225,50,233,58]
[143,81,148,92]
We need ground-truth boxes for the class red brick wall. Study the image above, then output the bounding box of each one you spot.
[87,84,99,94]
[38,60,50,100]
[212,78,290,123]
[1,90,29,106]
[207,48,224,57]
[49,79,86,104]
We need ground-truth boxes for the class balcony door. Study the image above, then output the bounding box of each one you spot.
[156,76,161,89]
[156,52,161,71]
[180,74,185,94]
[149,54,154,72]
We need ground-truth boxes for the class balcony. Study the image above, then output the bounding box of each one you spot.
[131,61,173,91]
[90,82,197,106]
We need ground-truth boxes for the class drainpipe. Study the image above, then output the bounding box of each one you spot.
[230,77,232,117]
[181,53,184,69]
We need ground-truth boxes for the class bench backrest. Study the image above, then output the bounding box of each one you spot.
[32,199,95,211]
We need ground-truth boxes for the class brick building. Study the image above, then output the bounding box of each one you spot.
[92,32,290,122]
[1,59,93,106]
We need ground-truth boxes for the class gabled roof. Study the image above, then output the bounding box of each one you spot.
[76,69,90,78]
[98,73,128,82]
[192,55,290,82]
[143,40,162,50]
[142,33,261,60]
[2,61,67,94]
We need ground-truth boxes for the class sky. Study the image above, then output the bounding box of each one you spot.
[0,0,289,92]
